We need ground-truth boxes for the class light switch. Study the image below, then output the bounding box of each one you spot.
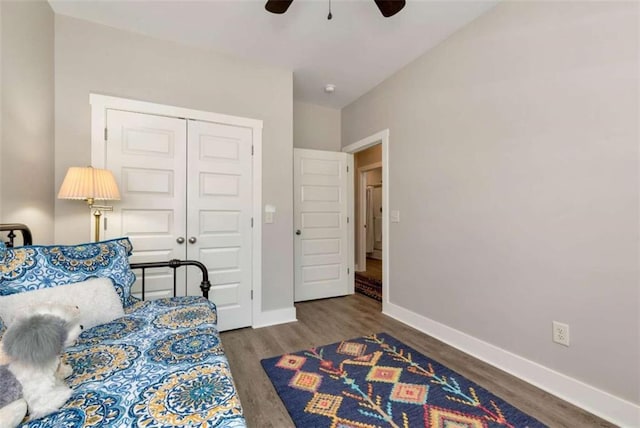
[265,204,276,224]
[391,210,400,223]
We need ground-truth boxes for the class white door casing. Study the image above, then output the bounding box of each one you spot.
[294,149,353,302]
[105,109,188,299]
[342,129,390,309]
[372,185,383,258]
[187,119,253,331]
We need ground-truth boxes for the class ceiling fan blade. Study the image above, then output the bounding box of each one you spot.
[374,0,406,17]
[265,0,294,14]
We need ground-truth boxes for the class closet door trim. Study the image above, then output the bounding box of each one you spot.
[90,93,263,328]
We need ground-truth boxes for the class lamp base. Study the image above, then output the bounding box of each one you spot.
[93,210,102,242]
[91,204,114,242]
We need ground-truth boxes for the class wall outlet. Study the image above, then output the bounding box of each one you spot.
[552,321,570,346]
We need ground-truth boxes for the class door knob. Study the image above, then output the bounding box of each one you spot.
[188,236,197,244]
[176,237,185,244]
[295,230,301,235]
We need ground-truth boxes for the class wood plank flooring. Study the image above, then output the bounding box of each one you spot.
[360,257,383,282]
[220,294,613,428]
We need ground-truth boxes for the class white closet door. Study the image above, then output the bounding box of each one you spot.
[186,120,253,331]
[294,149,352,302]
[105,109,187,299]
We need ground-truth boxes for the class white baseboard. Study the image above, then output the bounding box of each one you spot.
[383,301,640,427]
[253,306,297,329]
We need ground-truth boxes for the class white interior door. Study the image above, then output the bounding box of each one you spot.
[294,149,352,302]
[372,186,383,257]
[105,109,187,299]
[186,120,253,331]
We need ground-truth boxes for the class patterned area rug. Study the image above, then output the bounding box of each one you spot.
[262,333,546,428]
[355,273,382,302]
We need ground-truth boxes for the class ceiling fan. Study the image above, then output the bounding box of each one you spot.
[265,0,406,18]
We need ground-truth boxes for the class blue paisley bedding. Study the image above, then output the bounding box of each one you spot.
[22,296,246,428]
[0,238,245,427]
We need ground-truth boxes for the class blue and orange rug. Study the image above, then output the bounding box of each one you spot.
[261,333,546,427]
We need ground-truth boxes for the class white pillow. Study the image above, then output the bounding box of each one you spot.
[0,277,124,330]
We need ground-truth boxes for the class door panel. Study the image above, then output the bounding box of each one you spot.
[187,120,253,331]
[302,212,341,228]
[294,149,352,302]
[121,168,175,194]
[105,110,187,300]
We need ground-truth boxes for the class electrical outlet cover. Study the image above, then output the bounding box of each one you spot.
[552,321,570,346]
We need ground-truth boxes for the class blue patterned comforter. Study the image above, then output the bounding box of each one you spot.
[21,296,246,428]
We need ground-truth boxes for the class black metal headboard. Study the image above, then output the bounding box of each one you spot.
[0,223,211,300]
[130,260,212,300]
[0,223,33,247]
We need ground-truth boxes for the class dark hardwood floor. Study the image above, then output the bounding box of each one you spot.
[220,294,613,428]
[361,257,383,282]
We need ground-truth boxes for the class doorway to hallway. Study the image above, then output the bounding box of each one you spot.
[354,144,383,302]
[342,129,389,309]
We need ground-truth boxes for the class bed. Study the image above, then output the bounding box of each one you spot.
[0,224,246,427]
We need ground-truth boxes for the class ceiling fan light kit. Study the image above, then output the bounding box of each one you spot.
[264,0,406,18]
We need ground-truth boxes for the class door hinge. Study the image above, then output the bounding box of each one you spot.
[347,216,349,224]
[347,165,349,173]
[251,217,254,228]
[251,145,254,156]
[104,127,108,141]
[251,290,253,300]
[347,268,350,274]
[104,217,108,230]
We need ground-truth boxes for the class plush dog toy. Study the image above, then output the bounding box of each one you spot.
[0,303,82,425]
[0,365,27,428]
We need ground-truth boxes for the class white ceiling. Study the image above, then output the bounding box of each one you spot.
[48,0,498,109]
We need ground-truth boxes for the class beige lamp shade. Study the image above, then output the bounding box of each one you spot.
[58,166,121,201]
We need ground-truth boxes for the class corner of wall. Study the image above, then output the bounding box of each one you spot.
[0,0,56,243]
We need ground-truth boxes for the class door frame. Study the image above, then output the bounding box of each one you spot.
[89,94,263,328]
[343,129,390,309]
[357,161,383,272]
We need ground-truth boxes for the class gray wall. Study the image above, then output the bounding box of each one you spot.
[1,0,54,244]
[54,15,294,312]
[342,1,639,404]
[293,101,341,151]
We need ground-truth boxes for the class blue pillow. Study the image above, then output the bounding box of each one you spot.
[0,238,136,307]
[0,241,5,264]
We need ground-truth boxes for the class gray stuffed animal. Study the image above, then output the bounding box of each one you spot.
[0,365,27,428]
[0,303,82,425]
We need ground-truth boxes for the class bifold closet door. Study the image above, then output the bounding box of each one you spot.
[186,120,253,331]
[104,110,255,330]
[105,109,188,299]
